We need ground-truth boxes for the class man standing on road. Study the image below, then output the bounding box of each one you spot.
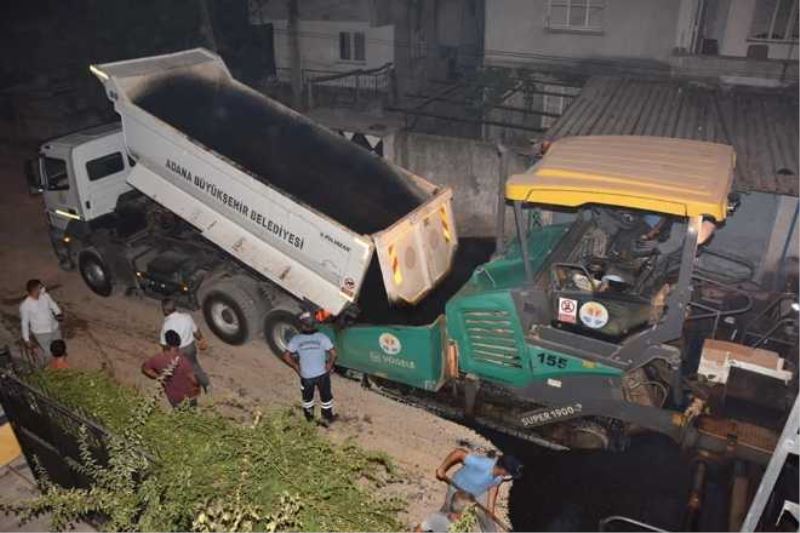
[160,298,210,393]
[281,311,337,424]
[142,330,200,408]
[20,279,63,366]
[436,448,523,532]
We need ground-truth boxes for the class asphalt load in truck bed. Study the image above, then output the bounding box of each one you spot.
[355,237,496,326]
[133,74,425,234]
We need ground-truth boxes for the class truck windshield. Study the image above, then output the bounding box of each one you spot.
[43,157,68,191]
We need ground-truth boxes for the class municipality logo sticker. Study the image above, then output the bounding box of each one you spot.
[378,333,402,355]
[579,301,609,329]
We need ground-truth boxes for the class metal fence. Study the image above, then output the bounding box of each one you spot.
[0,356,112,490]
[273,63,396,109]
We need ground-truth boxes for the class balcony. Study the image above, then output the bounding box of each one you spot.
[266,63,396,111]
[669,52,798,86]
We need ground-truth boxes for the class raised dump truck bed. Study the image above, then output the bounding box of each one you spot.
[134,74,421,234]
[91,49,457,315]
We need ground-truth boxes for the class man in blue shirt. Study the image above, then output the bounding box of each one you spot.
[282,311,338,424]
[436,448,523,532]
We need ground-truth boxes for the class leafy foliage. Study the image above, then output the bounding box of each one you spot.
[193,491,302,533]
[4,370,404,531]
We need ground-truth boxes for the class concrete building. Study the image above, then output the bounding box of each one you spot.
[250,0,396,77]
[483,0,798,82]
[249,0,484,100]
[485,0,683,65]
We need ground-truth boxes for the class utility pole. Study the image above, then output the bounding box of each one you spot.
[287,0,303,109]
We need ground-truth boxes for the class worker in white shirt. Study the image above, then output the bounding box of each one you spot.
[19,279,63,365]
[159,298,210,393]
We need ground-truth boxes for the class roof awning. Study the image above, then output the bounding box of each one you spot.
[506,135,735,220]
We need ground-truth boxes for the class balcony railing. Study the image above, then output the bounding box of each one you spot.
[272,63,396,109]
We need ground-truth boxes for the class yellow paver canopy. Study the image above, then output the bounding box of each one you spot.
[506,136,736,220]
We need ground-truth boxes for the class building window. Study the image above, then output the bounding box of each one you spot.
[339,31,366,61]
[750,0,799,42]
[547,0,605,33]
[339,32,351,60]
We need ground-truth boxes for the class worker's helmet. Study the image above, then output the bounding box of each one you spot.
[298,311,316,332]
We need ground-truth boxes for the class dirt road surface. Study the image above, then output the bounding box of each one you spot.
[0,144,509,529]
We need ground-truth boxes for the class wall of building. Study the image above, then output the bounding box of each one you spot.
[703,192,799,289]
[389,131,529,236]
[252,0,483,96]
[483,0,682,67]
[435,0,484,71]
[700,191,780,282]
[757,194,799,290]
[267,19,394,75]
[249,0,372,23]
[385,0,444,95]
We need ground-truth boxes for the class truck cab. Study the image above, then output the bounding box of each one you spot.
[29,123,134,267]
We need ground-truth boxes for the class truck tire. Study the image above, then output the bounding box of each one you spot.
[263,309,302,355]
[78,250,113,297]
[201,282,262,346]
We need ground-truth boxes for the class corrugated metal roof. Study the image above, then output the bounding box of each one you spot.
[546,77,799,196]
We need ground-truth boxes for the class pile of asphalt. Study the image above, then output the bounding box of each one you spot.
[134,74,424,234]
[495,431,735,531]
[355,238,496,326]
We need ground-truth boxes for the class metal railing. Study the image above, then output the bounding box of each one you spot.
[273,63,396,108]
[599,515,668,532]
[739,292,799,349]
[0,365,113,490]
[741,394,800,531]
[687,273,755,338]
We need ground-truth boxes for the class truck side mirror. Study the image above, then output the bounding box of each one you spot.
[24,159,44,195]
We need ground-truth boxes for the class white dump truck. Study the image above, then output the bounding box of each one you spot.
[26,48,457,350]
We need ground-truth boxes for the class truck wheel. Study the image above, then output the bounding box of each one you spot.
[264,309,302,355]
[78,251,113,297]
[201,284,261,346]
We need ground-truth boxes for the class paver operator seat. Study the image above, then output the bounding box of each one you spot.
[504,136,736,362]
